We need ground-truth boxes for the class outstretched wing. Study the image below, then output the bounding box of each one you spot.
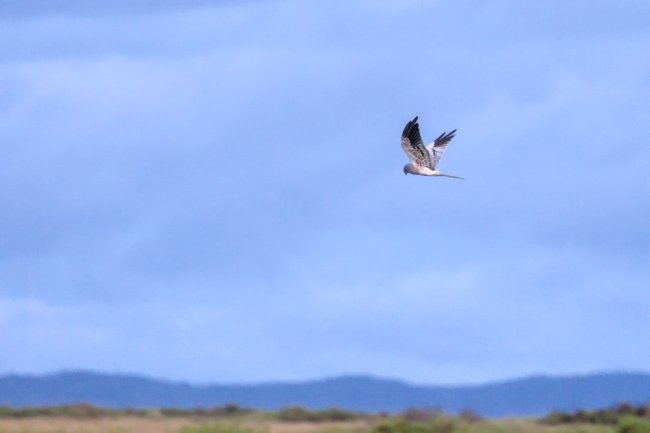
[401,116,432,168]
[426,129,457,169]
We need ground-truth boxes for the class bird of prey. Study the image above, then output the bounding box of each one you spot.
[401,116,463,179]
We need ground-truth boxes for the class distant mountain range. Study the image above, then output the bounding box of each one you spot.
[1,371,649,417]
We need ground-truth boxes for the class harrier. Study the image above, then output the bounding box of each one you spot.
[401,116,463,179]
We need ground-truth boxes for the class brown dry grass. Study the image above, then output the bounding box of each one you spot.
[0,416,191,433]
[261,420,370,433]
[0,417,371,433]
[0,416,616,433]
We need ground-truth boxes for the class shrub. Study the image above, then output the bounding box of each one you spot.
[401,407,442,422]
[212,404,250,416]
[62,403,106,419]
[277,406,315,422]
[0,406,16,418]
[372,420,426,433]
[429,418,457,433]
[458,408,481,423]
[371,418,457,433]
[276,406,358,422]
[161,408,192,417]
[542,411,572,424]
[542,404,650,425]
[617,416,650,433]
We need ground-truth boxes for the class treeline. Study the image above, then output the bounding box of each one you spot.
[275,406,359,421]
[542,403,650,425]
[0,404,470,423]
[0,403,250,419]
[2,401,650,427]
[0,403,359,421]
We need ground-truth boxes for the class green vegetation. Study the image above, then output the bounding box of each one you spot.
[1,402,650,433]
[617,416,650,433]
[0,404,251,419]
[276,406,359,422]
[0,403,109,419]
[542,404,650,425]
[372,418,458,433]
[160,405,252,418]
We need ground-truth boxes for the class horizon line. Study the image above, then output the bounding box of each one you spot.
[2,368,649,389]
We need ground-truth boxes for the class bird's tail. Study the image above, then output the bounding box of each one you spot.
[439,173,464,180]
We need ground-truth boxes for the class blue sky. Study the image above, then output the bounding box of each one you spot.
[1,0,649,385]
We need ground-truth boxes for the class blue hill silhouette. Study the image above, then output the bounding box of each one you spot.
[1,371,649,417]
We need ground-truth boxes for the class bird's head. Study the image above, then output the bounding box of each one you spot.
[403,164,413,175]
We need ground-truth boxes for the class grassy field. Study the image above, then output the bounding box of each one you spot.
[0,417,369,433]
[2,404,650,433]
[0,415,625,433]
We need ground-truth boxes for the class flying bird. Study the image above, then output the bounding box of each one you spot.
[401,116,463,179]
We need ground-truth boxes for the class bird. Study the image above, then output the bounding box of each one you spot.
[401,116,463,179]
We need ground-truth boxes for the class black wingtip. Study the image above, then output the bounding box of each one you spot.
[402,116,419,138]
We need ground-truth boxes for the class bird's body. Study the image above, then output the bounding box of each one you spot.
[403,164,462,178]
[401,116,462,179]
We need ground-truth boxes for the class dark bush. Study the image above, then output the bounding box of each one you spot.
[372,418,457,433]
[277,406,316,422]
[617,416,650,433]
[542,403,650,425]
[458,408,481,423]
[276,406,358,422]
[211,404,249,416]
[401,407,442,422]
[161,407,192,417]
